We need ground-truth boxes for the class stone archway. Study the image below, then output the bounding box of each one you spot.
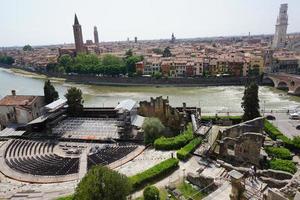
[277,81,289,90]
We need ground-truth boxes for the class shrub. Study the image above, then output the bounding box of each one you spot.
[143,185,160,200]
[265,147,292,160]
[177,137,202,160]
[264,120,294,150]
[201,116,242,124]
[154,124,194,150]
[130,158,179,191]
[268,159,297,174]
[143,118,165,145]
[74,166,131,200]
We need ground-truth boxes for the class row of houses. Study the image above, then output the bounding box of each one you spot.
[136,51,300,77]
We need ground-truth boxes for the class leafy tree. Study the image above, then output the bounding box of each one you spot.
[125,49,133,58]
[124,55,143,74]
[74,54,100,74]
[152,48,163,55]
[152,71,162,79]
[44,80,59,104]
[23,44,33,51]
[58,54,74,73]
[101,54,125,76]
[143,185,160,200]
[65,87,84,116]
[74,166,131,200]
[142,117,165,144]
[241,82,260,121]
[0,56,14,65]
[162,47,172,57]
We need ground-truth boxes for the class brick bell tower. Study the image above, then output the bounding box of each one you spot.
[73,14,86,54]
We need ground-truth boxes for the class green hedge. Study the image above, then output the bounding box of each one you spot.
[264,120,294,150]
[265,147,292,160]
[177,138,202,160]
[154,124,193,150]
[130,158,179,191]
[201,116,242,124]
[268,159,297,174]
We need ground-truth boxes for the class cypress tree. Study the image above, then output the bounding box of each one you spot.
[241,82,260,121]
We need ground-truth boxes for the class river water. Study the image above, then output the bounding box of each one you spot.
[0,68,299,113]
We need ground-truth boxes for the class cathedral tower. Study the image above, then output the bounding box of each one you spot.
[73,14,85,54]
[272,4,288,49]
[94,26,99,45]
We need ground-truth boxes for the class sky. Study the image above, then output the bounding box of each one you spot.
[0,0,300,47]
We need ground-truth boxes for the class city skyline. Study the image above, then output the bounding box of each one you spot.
[1,0,300,47]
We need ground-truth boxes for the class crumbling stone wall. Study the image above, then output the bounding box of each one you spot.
[138,96,183,131]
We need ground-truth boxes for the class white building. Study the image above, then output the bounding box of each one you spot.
[272,4,288,49]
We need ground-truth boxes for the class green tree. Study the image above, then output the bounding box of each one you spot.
[44,80,59,104]
[142,117,165,144]
[101,54,125,76]
[74,54,100,74]
[125,49,133,58]
[248,65,260,77]
[0,56,14,65]
[125,55,143,74]
[58,54,74,72]
[74,166,131,200]
[23,44,33,51]
[152,71,162,79]
[162,47,172,57]
[143,185,160,200]
[152,48,163,55]
[65,87,84,116]
[241,82,260,121]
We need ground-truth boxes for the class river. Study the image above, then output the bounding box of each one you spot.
[0,68,299,113]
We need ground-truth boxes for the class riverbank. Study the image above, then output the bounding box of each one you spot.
[0,65,260,87]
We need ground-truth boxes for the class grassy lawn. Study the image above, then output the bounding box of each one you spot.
[178,182,204,200]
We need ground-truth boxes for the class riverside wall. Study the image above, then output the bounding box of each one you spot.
[0,65,261,87]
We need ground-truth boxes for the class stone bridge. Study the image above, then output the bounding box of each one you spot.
[266,73,300,95]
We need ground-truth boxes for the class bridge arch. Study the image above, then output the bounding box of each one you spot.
[277,81,289,90]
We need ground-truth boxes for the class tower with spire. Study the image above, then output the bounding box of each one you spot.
[73,14,85,54]
[272,4,288,49]
[171,33,176,43]
[94,26,99,45]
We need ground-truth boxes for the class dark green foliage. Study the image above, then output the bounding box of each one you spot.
[74,166,131,200]
[0,55,14,65]
[292,136,300,149]
[263,120,294,149]
[65,87,84,116]
[152,71,162,79]
[142,118,165,144]
[58,54,73,73]
[44,80,59,104]
[268,159,297,174]
[241,82,260,121]
[162,47,172,57]
[130,158,179,191]
[23,44,33,51]
[56,53,125,76]
[152,48,163,55]
[201,116,242,124]
[177,138,202,160]
[248,65,260,77]
[265,147,292,160]
[154,124,194,150]
[124,55,143,74]
[143,185,160,200]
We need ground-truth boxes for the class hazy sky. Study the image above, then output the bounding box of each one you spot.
[1,0,300,47]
